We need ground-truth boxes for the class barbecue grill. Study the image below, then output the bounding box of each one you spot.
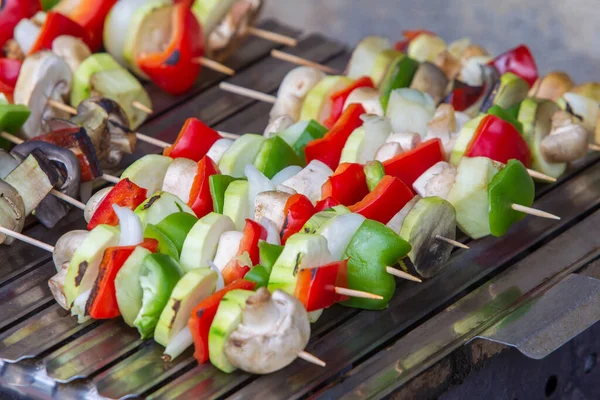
[0,21,599,400]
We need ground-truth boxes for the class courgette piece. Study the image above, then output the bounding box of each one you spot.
[222,180,251,231]
[180,212,235,272]
[218,134,266,178]
[134,191,195,227]
[115,246,152,326]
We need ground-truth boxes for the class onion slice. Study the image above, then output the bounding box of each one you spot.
[260,217,281,246]
[163,326,194,362]
[208,261,225,291]
[113,205,143,246]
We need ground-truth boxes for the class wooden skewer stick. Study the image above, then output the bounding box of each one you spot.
[131,101,153,114]
[297,351,326,367]
[511,203,560,220]
[435,235,470,250]
[334,287,383,300]
[589,143,600,152]
[48,99,77,115]
[0,226,54,253]
[385,267,423,283]
[50,189,86,210]
[219,82,277,104]
[248,27,298,47]
[526,169,556,183]
[192,57,236,76]
[270,49,341,75]
[0,132,121,184]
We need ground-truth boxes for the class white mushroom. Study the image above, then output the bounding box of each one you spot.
[225,288,310,374]
[529,71,574,102]
[52,35,92,73]
[458,56,494,87]
[254,191,292,232]
[412,161,457,200]
[375,142,404,162]
[280,160,333,204]
[269,93,302,123]
[14,51,72,139]
[540,110,589,163]
[264,115,295,137]
[52,230,89,272]
[84,186,113,223]
[161,158,198,203]
[277,66,326,99]
[48,262,69,310]
[426,104,459,160]
[343,87,384,116]
[385,132,422,151]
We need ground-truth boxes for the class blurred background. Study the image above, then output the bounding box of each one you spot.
[262,0,599,82]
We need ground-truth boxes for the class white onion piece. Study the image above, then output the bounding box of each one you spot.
[359,114,392,163]
[347,36,392,79]
[212,231,243,272]
[375,142,404,162]
[260,217,281,246]
[162,158,197,203]
[245,164,275,217]
[386,132,421,151]
[113,205,143,246]
[318,213,365,260]
[459,56,494,87]
[206,138,234,164]
[386,89,436,138]
[280,160,333,204]
[14,18,41,55]
[103,0,149,67]
[164,326,194,362]
[208,261,225,291]
[271,165,302,187]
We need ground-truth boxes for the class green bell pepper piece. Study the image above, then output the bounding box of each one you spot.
[278,120,328,163]
[379,56,420,111]
[0,104,31,149]
[156,212,198,255]
[342,220,411,310]
[209,174,242,214]
[487,105,524,136]
[505,103,521,120]
[144,224,179,260]
[258,241,284,275]
[253,136,303,179]
[40,0,61,10]
[133,253,183,339]
[244,265,270,288]
[364,160,385,191]
[488,160,535,237]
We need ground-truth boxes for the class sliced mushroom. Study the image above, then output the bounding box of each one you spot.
[254,191,292,232]
[434,50,462,80]
[225,288,310,374]
[375,142,404,162]
[540,110,589,163]
[52,230,89,272]
[530,71,574,102]
[280,160,333,204]
[49,262,69,310]
[385,132,421,151]
[343,87,384,116]
[14,51,72,139]
[0,180,26,245]
[264,115,295,137]
[410,62,449,104]
[11,141,82,228]
[277,67,326,99]
[412,161,457,200]
[426,104,458,159]
[269,94,303,123]
[52,35,92,73]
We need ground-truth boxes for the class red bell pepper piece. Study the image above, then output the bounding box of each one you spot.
[87,178,148,230]
[0,59,22,103]
[0,0,40,48]
[321,162,369,206]
[464,114,532,167]
[137,0,204,95]
[221,219,268,285]
[315,196,341,212]
[54,0,118,51]
[163,118,222,162]
[304,103,366,170]
[349,175,414,224]
[447,81,485,112]
[383,138,444,190]
[490,45,538,88]
[189,279,257,364]
[29,12,91,55]
[295,259,349,312]
[188,156,219,218]
[394,29,436,52]
[323,77,374,129]
[34,127,102,182]
[86,239,158,319]
[280,194,316,245]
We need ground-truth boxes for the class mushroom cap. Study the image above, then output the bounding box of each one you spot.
[540,111,589,163]
[14,51,72,139]
[277,67,327,99]
[530,71,574,102]
[225,288,310,374]
[52,35,92,73]
[264,115,295,137]
[52,230,89,272]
